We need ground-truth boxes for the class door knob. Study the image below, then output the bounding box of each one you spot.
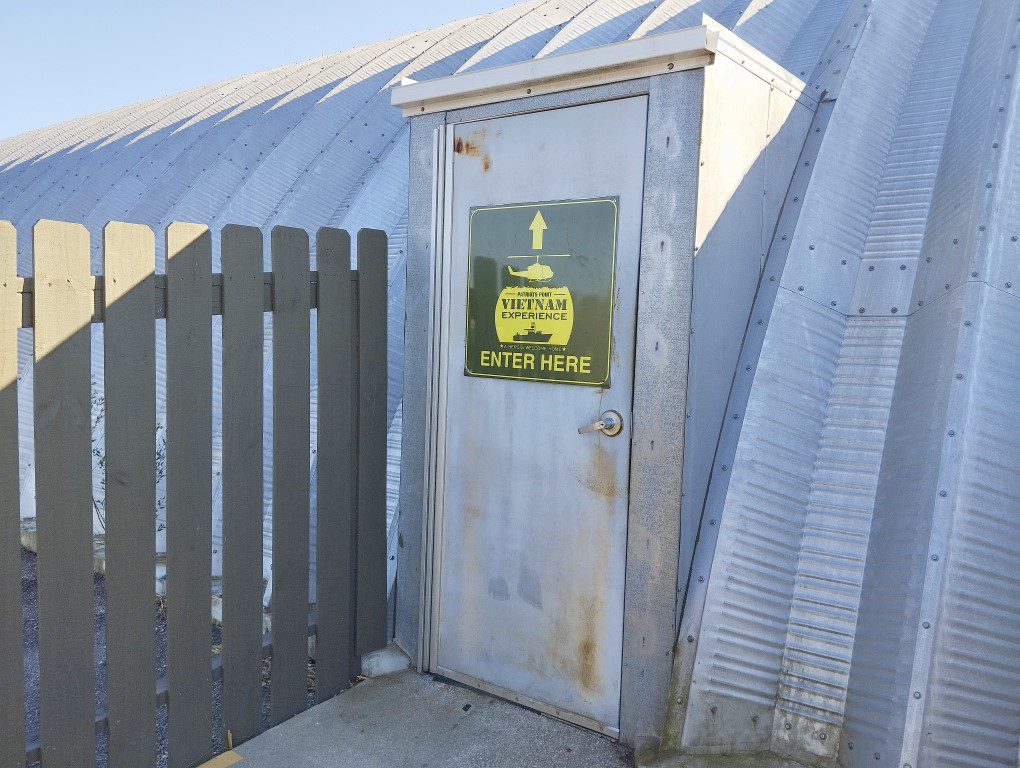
[578,410,624,437]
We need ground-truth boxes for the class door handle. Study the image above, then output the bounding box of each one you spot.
[578,410,624,437]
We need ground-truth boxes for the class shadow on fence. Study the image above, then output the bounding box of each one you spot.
[0,219,388,768]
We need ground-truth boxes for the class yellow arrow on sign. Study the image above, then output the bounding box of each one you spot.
[529,210,547,250]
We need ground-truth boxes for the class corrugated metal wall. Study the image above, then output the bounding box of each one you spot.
[667,0,1020,765]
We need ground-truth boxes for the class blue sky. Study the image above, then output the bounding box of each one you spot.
[0,0,511,140]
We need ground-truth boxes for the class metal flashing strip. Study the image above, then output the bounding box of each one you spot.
[391,18,812,117]
[392,24,716,116]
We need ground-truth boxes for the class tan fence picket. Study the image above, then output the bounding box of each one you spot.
[33,220,95,766]
[165,222,214,768]
[314,228,356,701]
[220,225,266,746]
[269,226,312,726]
[356,229,389,655]
[0,221,24,768]
[103,222,158,768]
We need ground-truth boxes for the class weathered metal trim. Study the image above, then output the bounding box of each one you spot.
[394,110,446,665]
[621,69,704,753]
[392,19,813,118]
[391,25,715,116]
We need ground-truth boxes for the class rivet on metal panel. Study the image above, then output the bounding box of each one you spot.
[922,622,931,628]
[918,301,924,306]
[819,732,827,741]
[965,321,972,327]
[859,308,865,314]
[841,259,847,265]
[1007,282,1013,289]
[948,430,956,436]
[848,742,854,750]
[940,490,948,497]
[955,373,963,380]
[687,635,694,643]
[931,554,940,561]
[709,520,715,526]
[784,722,791,730]
[945,283,951,289]
[913,691,921,699]
[891,307,898,313]
[798,286,804,291]
[868,265,875,271]
[770,276,775,281]
[809,244,815,250]
[698,576,705,582]
[831,301,837,306]
[900,264,906,270]
[667,63,674,71]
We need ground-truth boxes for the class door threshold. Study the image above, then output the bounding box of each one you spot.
[432,664,621,739]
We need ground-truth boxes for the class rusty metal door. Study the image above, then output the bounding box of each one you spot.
[427,97,648,735]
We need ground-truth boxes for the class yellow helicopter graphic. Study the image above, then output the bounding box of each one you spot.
[506,253,569,283]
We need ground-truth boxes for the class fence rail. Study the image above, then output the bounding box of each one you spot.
[0,219,388,768]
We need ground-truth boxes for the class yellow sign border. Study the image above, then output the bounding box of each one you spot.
[464,197,620,386]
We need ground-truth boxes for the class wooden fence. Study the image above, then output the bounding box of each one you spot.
[0,219,388,768]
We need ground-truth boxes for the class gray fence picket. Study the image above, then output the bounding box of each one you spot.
[220,225,265,745]
[355,229,388,655]
[0,222,24,768]
[314,228,355,702]
[103,223,158,768]
[32,220,95,766]
[165,222,214,768]
[270,226,311,726]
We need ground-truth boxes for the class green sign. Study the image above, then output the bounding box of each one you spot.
[464,198,619,386]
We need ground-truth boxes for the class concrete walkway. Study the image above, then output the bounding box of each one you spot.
[227,670,633,768]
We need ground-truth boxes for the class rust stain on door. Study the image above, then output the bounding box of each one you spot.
[455,128,492,172]
[577,595,604,693]
[575,440,618,498]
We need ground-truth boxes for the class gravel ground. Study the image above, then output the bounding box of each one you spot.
[19,547,289,768]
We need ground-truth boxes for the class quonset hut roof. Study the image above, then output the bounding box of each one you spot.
[0,0,854,599]
[2,1,1020,766]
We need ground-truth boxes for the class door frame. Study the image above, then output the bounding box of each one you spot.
[408,75,702,748]
[422,104,644,737]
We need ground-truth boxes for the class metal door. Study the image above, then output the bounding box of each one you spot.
[429,97,648,734]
